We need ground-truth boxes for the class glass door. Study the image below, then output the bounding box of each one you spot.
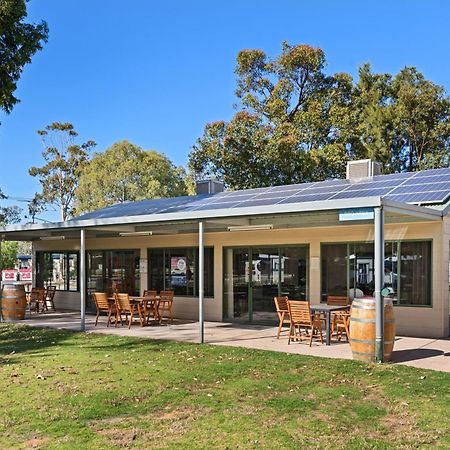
[224,246,308,324]
[250,248,280,323]
[223,248,250,321]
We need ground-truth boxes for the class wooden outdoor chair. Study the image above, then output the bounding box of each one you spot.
[93,292,117,327]
[28,287,46,313]
[274,296,290,339]
[327,295,349,341]
[334,311,350,341]
[287,300,323,346]
[115,293,144,329]
[159,290,174,324]
[44,285,57,311]
[142,290,159,324]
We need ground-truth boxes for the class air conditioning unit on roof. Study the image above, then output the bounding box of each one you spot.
[346,159,381,180]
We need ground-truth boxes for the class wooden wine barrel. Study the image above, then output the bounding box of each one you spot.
[349,297,395,362]
[1,284,27,321]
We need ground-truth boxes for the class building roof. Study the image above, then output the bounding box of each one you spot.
[1,167,449,240]
[74,167,450,221]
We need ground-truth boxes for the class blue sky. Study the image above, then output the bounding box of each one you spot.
[1,0,449,222]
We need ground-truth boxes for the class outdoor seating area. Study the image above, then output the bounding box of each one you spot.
[275,295,351,347]
[93,290,174,329]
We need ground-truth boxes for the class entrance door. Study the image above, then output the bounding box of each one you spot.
[223,248,250,321]
[250,248,280,323]
[223,247,278,322]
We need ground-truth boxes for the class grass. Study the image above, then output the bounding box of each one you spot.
[0,324,449,449]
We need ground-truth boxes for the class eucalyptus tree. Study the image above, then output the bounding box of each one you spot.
[29,122,96,221]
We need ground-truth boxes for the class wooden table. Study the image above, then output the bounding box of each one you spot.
[310,304,350,345]
[109,295,162,326]
[130,296,160,325]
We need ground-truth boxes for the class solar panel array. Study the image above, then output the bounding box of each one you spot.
[75,167,450,220]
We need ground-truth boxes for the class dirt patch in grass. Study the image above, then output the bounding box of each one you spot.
[20,436,50,449]
[92,405,209,448]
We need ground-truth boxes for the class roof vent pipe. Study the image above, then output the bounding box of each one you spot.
[195,179,224,195]
[346,159,382,180]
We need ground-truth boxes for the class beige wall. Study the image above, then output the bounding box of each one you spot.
[34,218,450,338]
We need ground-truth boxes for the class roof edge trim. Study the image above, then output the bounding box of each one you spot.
[1,197,384,234]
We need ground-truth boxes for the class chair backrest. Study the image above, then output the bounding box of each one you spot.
[31,287,46,301]
[287,300,312,325]
[93,292,110,310]
[143,289,157,298]
[327,295,348,306]
[274,296,289,313]
[160,290,174,301]
[46,285,57,299]
[116,293,132,312]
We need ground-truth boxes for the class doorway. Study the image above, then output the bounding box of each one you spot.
[223,246,308,324]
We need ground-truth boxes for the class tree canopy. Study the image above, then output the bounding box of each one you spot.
[29,122,96,221]
[0,0,48,115]
[189,42,450,190]
[75,140,189,214]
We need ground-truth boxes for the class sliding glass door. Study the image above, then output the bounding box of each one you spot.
[223,246,308,324]
[250,248,280,322]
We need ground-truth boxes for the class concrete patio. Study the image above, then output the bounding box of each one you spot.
[7,311,450,373]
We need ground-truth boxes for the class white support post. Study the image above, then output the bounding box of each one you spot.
[80,229,86,331]
[374,207,384,362]
[198,221,204,343]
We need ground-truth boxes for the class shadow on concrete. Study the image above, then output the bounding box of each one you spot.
[391,348,446,363]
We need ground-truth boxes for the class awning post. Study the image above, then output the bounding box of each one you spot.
[198,221,204,343]
[80,229,86,331]
[374,207,384,362]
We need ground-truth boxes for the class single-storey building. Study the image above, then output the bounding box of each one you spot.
[1,160,449,338]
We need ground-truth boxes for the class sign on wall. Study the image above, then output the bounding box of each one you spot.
[139,258,148,273]
[339,208,375,221]
[171,257,187,286]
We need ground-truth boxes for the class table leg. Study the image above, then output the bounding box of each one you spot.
[326,311,331,345]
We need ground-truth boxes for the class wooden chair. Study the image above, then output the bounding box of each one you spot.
[44,285,57,311]
[334,311,350,341]
[287,300,323,346]
[159,290,174,324]
[93,292,117,327]
[115,293,144,329]
[142,290,159,324]
[327,296,349,341]
[274,296,290,339]
[28,287,46,313]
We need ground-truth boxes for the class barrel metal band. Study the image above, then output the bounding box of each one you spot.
[350,317,395,324]
[350,337,394,345]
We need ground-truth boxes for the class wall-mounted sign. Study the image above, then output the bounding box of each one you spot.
[339,208,374,221]
[139,258,148,273]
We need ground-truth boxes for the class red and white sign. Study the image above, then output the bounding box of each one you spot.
[2,269,18,281]
[19,269,32,281]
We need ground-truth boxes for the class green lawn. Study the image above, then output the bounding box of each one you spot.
[0,324,449,449]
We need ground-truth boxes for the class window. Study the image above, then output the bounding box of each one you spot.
[148,247,214,297]
[87,250,140,297]
[321,241,432,306]
[321,244,347,300]
[36,251,79,291]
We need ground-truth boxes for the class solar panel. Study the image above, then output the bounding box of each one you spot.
[73,167,450,221]
[385,191,450,203]
[277,193,334,204]
[403,173,450,185]
[331,188,392,200]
